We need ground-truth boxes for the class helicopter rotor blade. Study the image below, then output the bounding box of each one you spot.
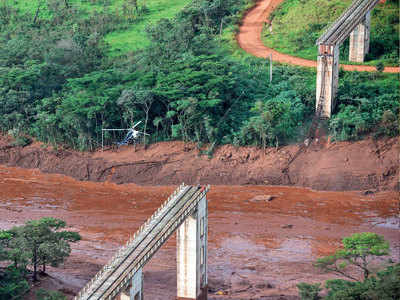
[132,121,142,129]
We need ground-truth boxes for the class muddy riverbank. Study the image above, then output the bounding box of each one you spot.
[0,165,398,299]
[0,135,398,191]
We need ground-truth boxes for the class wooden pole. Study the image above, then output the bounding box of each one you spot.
[270,54,273,83]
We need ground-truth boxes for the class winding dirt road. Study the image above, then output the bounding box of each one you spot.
[237,0,400,73]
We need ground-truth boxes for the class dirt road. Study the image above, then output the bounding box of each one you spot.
[237,0,400,73]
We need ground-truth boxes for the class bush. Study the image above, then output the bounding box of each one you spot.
[325,264,400,300]
[35,289,67,300]
[11,136,32,147]
[297,282,322,300]
[0,267,29,300]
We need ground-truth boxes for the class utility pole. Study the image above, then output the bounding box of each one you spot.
[219,18,225,40]
[267,54,273,83]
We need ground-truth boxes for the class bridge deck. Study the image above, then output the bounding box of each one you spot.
[75,184,209,300]
[317,0,379,46]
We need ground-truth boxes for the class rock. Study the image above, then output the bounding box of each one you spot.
[265,195,275,202]
[250,195,276,203]
[256,283,274,289]
[363,190,374,195]
[281,224,293,229]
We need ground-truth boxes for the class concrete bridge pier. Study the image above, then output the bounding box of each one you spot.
[177,195,208,300]
[316,44,339,118]
[349,11,371,62]
[119,269,143,300]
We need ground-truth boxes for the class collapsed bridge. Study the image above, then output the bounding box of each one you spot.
[75,184,210,300]
[316,0,380,117]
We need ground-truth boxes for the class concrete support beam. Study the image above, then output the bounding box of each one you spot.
[316,44,339,118]
[130,269,143,300]
[120,290,130,300]
[349,11,371,62]
[119,269,143,300]
[177,196,208,300]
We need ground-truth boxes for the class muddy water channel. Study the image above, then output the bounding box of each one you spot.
[0,165,398,299]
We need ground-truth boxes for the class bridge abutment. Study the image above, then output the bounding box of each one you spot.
[349,11,371,63]
[316,44,339,118]
[177,195,208,300]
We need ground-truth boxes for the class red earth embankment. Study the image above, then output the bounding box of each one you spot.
[0,135,398,191]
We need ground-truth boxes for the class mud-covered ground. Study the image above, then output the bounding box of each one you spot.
[0,165,398,299]
[0,135,398,191]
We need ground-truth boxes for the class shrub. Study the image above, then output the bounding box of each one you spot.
[35,289,67,300]
[297,282,322,300]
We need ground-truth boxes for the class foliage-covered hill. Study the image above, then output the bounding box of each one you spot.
[263,0,399,66]
[7,0,192,55]
[0,0,398,151]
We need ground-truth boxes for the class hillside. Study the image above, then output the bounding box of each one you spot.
[0,134,398,191]
[262,0,399,66]
[8,0,192,55]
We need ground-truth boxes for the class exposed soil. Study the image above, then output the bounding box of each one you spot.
[0,165,398,299]
[0,135,398,192]
[237,0,400,73]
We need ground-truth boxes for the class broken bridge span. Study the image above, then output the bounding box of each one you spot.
[316,0,381,117]
[75,184,210,300]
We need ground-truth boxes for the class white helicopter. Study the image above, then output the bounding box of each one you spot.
[117,121,149,146]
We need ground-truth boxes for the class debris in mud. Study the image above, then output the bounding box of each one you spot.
[255,283,274,289]
[250,195,277,203]
[281,224,294,229]
[363,190,375,195]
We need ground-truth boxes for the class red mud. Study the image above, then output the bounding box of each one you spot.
[237,0,400,73]
[0,135,398,191]
[0,165,399,299]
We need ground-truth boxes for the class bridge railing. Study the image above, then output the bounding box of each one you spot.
[104,185,209,299]
[75,183,187,300]
[316,0,379,45]
[75,183,210,300]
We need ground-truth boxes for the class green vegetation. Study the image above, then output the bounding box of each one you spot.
[315,232,390,281]
[4,0,192,56]
[0,0,398,151]
[297,233,400,300]
[263,0,399,66]
[0,218,80,299]
[36,288,67,300]
[104,0,192,55]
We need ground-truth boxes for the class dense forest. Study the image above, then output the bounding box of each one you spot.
[0,0,398,151]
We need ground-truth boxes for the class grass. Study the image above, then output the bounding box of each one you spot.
[104,0,191,55]
[8,0,192,56]
[262,0,399,67]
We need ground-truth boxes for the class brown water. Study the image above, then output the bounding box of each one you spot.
[0,165,398,299]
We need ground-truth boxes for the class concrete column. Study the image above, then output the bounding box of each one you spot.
[177,195,208,300]
[316,44,339,118]
[120,290,130,300]
[130,268,143,300]
[349,11,371,62]
[120,269,143,300]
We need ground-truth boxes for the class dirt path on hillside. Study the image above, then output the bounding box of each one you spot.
[0,135,398,191]
[237,0,400,73]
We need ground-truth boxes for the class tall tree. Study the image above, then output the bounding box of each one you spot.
[7,218,81,281]
[315,232,390,281]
